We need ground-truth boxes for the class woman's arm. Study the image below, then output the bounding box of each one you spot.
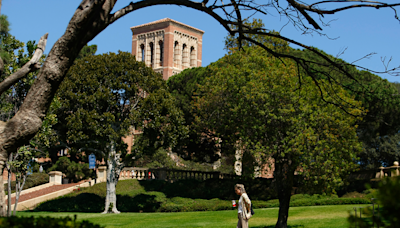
[242,193,251,212]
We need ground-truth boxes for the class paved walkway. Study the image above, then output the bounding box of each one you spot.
[9,182,81,204]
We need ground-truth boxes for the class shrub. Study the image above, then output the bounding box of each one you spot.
[0,215,103,228]
[349,177,400,227]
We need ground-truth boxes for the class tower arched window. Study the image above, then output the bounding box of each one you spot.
[190,46,196,67]
[174,41,179,67]
[182,44,187,69]
[159,40,164,66]
[140,44,145,62]
[149,42,154,66]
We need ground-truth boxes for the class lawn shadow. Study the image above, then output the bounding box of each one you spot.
[137,179,275,200]
[117,194,162,212]
[34,193,104,212]
[252,226,305,228]
[33,192,162,213]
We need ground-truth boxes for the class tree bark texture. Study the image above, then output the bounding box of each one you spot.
[274,156,296,228]
[6,158,11,217]
[0,167,4,216]
[102,145,123,214]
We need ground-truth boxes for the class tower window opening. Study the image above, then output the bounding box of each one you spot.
[159,40,164,66]
[149,42,154,66]
[140,44,145,62]
[190,46,196,67]
[182,44,187,69]
[174,41,179,67]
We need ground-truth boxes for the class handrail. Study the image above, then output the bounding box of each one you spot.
[374,161,399,179]
[353,198,379,228]
[118,167,239,181]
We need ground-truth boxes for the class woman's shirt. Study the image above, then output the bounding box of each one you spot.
[238,193,252,219]
[238,196,243,213]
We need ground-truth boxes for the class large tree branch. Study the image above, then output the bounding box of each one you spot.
[287,0,322,30]
[0,33,48,96]
[110,0,233,33]
[294,0,400,18]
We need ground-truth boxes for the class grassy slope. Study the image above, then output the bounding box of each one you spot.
[18,204,360,228]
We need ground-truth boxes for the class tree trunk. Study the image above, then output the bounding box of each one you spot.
[6,154,11,217]
[102,144,122,214]
[103,174,119,214]
[0,1,115,216]
[13,174,26,216]
[0,163,4,217]
[274,156,295,228]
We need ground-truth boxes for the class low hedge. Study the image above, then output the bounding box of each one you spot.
[252,197,370,209]
[158,198,233,212]
[35,179,371,213]
[0,216,103,228]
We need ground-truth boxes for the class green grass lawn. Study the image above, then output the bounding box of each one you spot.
[17,204,362,228]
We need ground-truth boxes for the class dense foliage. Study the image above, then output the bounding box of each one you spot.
[192,45,363,226]
[55,51,186,163]
[196,46,363,189]
[224,18,400,170]
[349,177,400,227]
[48,157,92,183]
[54,51,187,213]
[290,48,400,169]
[167,67,221,164]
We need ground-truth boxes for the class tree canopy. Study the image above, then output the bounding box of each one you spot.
[225,18,400,169]
[167,67,221,164]
[193,46,363,227]
[54,51,186,213]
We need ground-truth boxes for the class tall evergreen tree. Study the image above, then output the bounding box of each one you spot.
[55,51,186,213]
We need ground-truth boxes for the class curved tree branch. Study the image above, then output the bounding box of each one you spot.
[287,0,322,30]
[110,0,233,33]
[0,33,48,96]
[295,0,400,19]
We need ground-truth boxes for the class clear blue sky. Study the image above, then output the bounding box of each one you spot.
[2,0,400,82]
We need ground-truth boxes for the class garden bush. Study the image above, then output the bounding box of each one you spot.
[0,215,103,228]
[349,177,400,227]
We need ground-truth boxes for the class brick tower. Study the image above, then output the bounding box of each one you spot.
[131,18,204,80]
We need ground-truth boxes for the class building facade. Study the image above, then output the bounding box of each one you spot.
[131,18,204,80]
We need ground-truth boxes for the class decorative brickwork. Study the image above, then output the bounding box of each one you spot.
[131,18,204,80]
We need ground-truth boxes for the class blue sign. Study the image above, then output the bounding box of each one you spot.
[89,153,96,169]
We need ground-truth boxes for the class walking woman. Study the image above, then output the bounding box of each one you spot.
[234,184,252,228]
